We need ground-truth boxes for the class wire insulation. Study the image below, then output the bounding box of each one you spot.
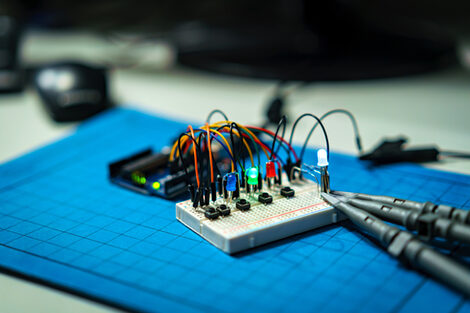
[270,116,287,160]
[300,109,361,160]
[289,113,330,162]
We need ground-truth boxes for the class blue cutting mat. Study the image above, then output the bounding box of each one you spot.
[0,108,469,313]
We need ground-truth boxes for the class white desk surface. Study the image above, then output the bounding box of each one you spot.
[1,31,470,312]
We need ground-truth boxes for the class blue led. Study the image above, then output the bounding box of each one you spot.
[226,173,237,192]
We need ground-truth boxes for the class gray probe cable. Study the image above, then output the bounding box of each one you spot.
[333,191,470,225]
[322,192,470,298]
[341,197,470,244]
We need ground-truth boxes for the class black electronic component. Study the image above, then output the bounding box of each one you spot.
[217,204,231,216]
[109,146,231,199]
[236,199,251,211]
[240,170,246,190]
[121,152,169,177]
[233,174,240,198]
[34,61,111,122]
[188,184,195,202]
[204,187,210,206]
[258,192,273,204]
[109,148,191,199]
[217,175,223,195]
[284,159,301,182]
[277,166,283,185]
[284,159,294,181]
[193,189,201,208]
[280,186,295,198]
[257,171,263,190]
[211,182,217,201]
[204,206,220,220]
[199,188,205,207]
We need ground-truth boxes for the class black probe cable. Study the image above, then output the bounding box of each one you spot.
[299,109,362,161]
[440,151,470,160]
[270,116,287,160]
[288,113,330,162]
[273,118,287,159]
[322,193,470,298]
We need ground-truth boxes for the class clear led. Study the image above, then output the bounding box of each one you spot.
[317,149,328,167]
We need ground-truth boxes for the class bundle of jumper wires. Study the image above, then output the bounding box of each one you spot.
[168,109,363,211]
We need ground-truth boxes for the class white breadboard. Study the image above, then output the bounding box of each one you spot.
[176,178,342,254]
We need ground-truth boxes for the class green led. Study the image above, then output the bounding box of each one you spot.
[152,181,161,190]
[131,172,146,185]
[131,173,138,183]
[246,167,259,185]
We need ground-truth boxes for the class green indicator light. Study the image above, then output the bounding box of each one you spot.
[131,172,146,185]
[152,181,161,190]
[131,173,138,183]
[246,167,259,185]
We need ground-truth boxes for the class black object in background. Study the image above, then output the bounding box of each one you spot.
[173,1,456,80]
[359,137,470,165]
[0,16,23,92]
[33,62,111,122]
[175,22,456,81]
[10,0,462,81]
[360,138,439,165]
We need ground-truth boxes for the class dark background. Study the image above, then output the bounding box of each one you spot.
[2,1,470,35]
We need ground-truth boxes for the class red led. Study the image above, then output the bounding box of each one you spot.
[266,161,276,178]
